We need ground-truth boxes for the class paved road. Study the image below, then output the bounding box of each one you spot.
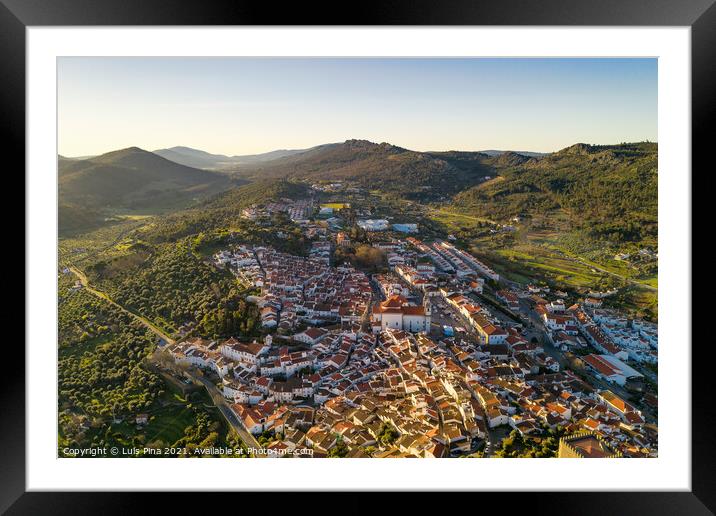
[637,366,658,385]
[519,299,641,402]
[484,425,510,458]
[189,371,265,455]
[517,301,565,366]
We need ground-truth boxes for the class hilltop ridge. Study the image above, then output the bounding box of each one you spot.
[58,146,232,212]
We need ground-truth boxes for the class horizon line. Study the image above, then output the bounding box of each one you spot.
[59,138,658,159]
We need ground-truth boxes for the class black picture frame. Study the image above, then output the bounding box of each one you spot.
[6,0,711,513]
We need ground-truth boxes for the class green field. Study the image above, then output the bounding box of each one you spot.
[58,217,151,267]
[321,202,350,209]
[422,204,657,319]
[107,403,195,447]
[428,208,495,227]
[474,243,657,319]
[640,275,658,288]
[483,244,603,289]
[608,285,658,320]
[97,378,226,452]
[110,382,203,445]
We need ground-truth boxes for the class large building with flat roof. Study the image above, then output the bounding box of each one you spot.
[582,353,643,386]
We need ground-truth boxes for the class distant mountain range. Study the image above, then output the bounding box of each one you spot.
[63,146,314,171]
[63,140,511,202]
[58,140,657,245]
[478,150,547,158]
[149,144,546,171]
[64,144,547,174]
[152,145,311,170]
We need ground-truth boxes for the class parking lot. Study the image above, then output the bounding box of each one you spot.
[428,297,481,342]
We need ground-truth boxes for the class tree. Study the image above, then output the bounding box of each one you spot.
[354,245,385,271]
[328,435,349,458]
[377,422,399,446]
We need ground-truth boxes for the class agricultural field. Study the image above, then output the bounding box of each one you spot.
[427,208,496,228]
[478,244,604,290]
[58,216,151,268]
[320,202,351,210]
[421,201,657,317]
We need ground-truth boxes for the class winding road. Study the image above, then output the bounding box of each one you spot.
[67,265,264,455]
[189,372,264,455]
[69,266,175,345]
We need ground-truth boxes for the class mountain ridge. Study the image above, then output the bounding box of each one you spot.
[58,147,233,213]
[230,139,499,199]
[478,149,547,158]
[153,145,313,170]
[59,139,657,240]
[453,141,657,242]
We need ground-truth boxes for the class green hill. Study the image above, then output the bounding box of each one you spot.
[58,147,232,211]
[143,179,311,243]
[58,203,105,235]
[234,139,497,199]
[60,140,657,252]
[453,142,657,244]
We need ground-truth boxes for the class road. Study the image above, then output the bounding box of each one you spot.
[189,371,265,455]
[68,266,175,345]
[518,297,641,403]
[637,365,658,385]
[484,425,511,458]
[472,290,522,326]
[516,299,566,367]
[68,265,264,454]
[429,297,479,341]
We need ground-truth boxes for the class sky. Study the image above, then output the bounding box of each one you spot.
[58,57,657,157]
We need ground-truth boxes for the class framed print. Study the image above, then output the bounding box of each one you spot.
[6,0,713,512]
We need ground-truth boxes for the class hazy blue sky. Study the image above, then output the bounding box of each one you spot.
[58,57,657,156]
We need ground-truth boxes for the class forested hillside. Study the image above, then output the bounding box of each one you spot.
[58,275,241,455]
[58,147,232,213]
[142,179,311,245]
[454,142,657,245]
[234,139,497,199]
[84,241,261,338]
[58,203,105,235]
